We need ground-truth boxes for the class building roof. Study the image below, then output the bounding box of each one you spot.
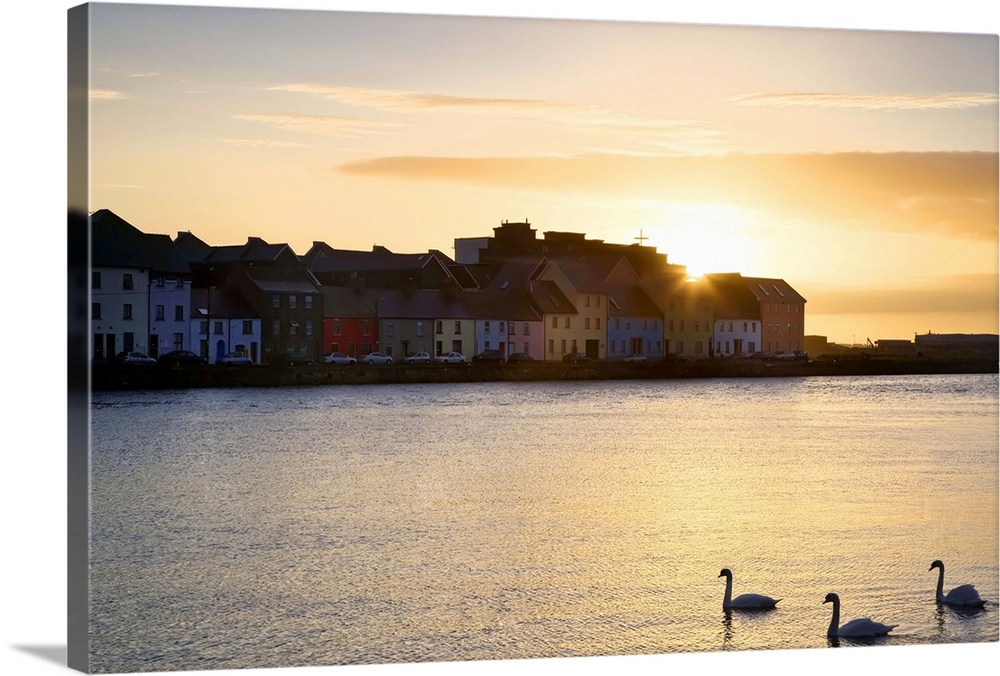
[241,266,321,295]
[704,273,765,318]
[190,287,258,318]
[90,209,190,274]
[526,279,577,315]
[322,286,379,317]
[201,237,295,264]
[374,289,470,319]
[740,276,807,304]
[605,284,662,317]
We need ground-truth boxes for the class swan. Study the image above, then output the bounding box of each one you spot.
[929,560,987,607]
[823,593,897,639]
[718,568,779,610]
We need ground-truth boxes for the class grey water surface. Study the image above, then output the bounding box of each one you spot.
[87,374,999,672]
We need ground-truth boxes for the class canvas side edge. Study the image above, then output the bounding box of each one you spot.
[68,3,91,673]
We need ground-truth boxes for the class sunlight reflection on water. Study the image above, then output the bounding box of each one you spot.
[89,374,999,672]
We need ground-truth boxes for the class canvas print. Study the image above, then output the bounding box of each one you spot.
[67,2,999,675]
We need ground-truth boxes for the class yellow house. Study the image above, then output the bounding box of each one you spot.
[641,267,713,360]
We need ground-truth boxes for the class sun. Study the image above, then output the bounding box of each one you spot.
[641,202,764,279]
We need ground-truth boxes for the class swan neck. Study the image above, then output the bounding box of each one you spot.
[723,575,733,606]
[827,598,840,638]
[935,566,945,601]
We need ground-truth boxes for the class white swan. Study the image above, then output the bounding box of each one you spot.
[718,568,779,610]
[929,560,987,607]
[823,593,897,639]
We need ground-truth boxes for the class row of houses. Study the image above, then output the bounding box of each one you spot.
[89,211,807,365]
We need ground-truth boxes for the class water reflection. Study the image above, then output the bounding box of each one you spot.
[88,375,1000,672]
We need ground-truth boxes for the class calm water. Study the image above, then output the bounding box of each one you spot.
[88,374,999,672]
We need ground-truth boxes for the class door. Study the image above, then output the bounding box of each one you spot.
[585,339,599,360]
[216,340,226,362]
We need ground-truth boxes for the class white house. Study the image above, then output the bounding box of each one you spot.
[190,288,263,364]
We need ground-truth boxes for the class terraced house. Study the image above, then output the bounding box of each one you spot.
[86,212,807,366]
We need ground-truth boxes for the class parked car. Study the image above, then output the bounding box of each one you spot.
[157,350,207,367]
[115,351,156,366]
[361,352,393,365]
[219,351,253,366]
[472,349,505,363]
[324,352,357,365]
[403,351,431,364]
[624,354,647,363]
[432,351,466,364]
[507,352,535,363]
[562,352,593,363]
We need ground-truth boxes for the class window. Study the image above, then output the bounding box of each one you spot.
[173,333,183,350]
[123,274,133,290]
[363,320,371,336]
[333,319,341,335]
[752,323,757,332]
[585,296,591,307]
[416,321,425,337]
[625,320,631,330]
[728,322,734,332]
[289,295,297,310]
[176,277,184,289]
[787,323,792,333]
[454,321,461,334]
[387,322,395,338]
[499,321,505,333]
[272,295,280,308]
[213,321,223,335]
[91,303,101,320]
[331,342,340,353]
[155,276,164,288]
[596,318,601,330]
[272,319,281,335]
[523,323,529,335]
[305,295,313,310]
[571,339,578,354]
[484,321,491,333]
[435,320,443,334]
[585,318,591,329]
[174,305,184,321]
[123,304,133,320]
[743,322,748,333]
[155,305,165,321]
[242,320,252,335]
[305,320,313,336]
[200,320,209,334]
[695,341,704,355]
[560,339,567,354]
[564,317,570,329]
[552,316,558,329]
[91,272,101,289]
[549,339,554,354]
[289,321,298,336]
[695,321,700,332]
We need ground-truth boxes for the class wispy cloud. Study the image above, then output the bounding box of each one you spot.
[731,92,998,110]
[269,83,574,114]
[128,72,161,78]
[89,89,130,102]
[339,151,998,241]
[233,113,408,138]
[219,138,313,148]
[269,83,728,151]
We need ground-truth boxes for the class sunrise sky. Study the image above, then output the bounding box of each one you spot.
[83,0,999,344]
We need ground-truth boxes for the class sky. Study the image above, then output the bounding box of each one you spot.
[80,1,1000,345]
[3,4,1000,676]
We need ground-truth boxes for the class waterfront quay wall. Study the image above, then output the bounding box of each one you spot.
[91,356,998,391]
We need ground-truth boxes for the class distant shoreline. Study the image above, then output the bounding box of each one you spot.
[90,356,998,391]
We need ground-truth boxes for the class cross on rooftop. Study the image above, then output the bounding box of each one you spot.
[634,229,648,246]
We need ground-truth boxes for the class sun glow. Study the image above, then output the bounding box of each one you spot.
[639,203,766,279]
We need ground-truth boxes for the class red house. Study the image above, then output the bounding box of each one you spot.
[322,286,379,359]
